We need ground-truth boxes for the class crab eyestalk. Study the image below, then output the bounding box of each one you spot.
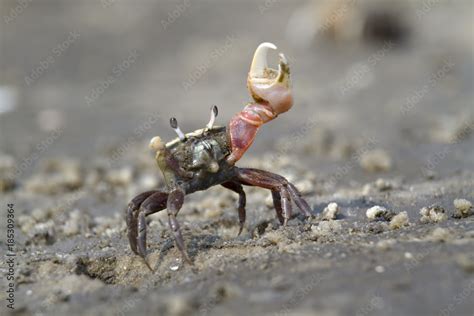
[206,105,219,130]
[227,42,293,165]
[170,117,186,141]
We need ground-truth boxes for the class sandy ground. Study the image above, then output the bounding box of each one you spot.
[0,0,473,315]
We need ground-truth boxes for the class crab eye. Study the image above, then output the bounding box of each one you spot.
[212,105,218,117]
[170,117,186,141]
[206,105,219,130]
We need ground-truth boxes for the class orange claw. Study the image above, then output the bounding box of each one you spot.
[227,42,293,164]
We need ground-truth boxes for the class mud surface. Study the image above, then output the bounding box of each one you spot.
[1,1,473,315]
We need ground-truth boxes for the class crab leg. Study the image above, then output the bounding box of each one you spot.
[166,187,192,264]
[126,191,168,269]
[271,191,285,225]
[286,182,313,217]
[267,173,312,218]
[235,168,313,223]
[242,168,312,217]
[126,190,164,255]
[221,181,247,235]
[235,168,292,225]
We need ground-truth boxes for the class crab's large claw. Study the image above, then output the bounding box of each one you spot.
[227,42,293,165]
[247,42,293,114]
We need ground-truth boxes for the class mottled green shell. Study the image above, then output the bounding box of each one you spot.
[165,126,230,170]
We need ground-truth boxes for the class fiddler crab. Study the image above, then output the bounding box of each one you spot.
[127,42,313,269]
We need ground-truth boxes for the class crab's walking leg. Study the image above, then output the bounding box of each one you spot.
[137,192,168,255]
[126,190,168,270]
[167,187,192,264]
[249,169,312,218]
[126,190,162,255]
[286,182,313,217]
[221,181,247,235]
[235,168,293,225]
[235,168,313,223]
[271,191,285,225]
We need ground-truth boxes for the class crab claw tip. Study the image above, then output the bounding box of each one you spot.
[250,42,278,77]
[279,53,288,65]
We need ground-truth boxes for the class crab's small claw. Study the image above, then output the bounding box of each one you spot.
[149,135,166,163]
[227,42,293,164]
[149,136,164,151]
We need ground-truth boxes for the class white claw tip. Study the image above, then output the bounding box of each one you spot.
[250,42,278,77]
[258,42,277,50]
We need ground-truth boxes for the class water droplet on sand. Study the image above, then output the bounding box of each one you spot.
[170,258,182,271]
